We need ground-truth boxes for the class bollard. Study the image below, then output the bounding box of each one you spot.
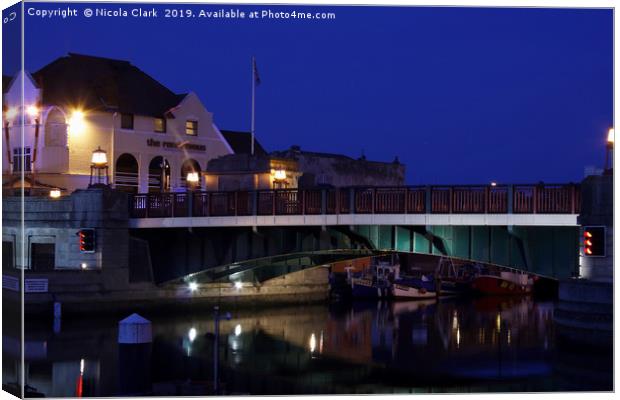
[118,313,152,395]
[213,306,232,394]
[53,302,61,318]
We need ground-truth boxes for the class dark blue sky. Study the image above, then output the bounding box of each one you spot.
[7,3,614,184]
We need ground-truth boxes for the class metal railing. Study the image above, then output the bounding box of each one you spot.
[129,184,580,218]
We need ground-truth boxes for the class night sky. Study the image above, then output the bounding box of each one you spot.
[4,3,613,185]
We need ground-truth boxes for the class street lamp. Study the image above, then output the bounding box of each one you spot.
[186,171,200,190]
[273,169,287,189]
[89,146,109,188]
[605,127,614,172]
[49,189,61,199]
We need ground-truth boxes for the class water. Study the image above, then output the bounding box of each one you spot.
[5,296,612,396]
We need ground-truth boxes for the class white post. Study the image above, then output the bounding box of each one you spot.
[251,56,256,156]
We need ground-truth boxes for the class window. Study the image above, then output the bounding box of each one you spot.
[154,117,166,133]
[13,147,31,173]
[31,243,55,271]
[185,120,198,136]
[120,113,134,129]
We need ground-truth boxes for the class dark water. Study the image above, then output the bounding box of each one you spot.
[5,296,613,396]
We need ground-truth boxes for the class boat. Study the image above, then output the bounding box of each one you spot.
[349,257,399,299]
[392,268,438,299]
[435,257,479,296]
[471,269,533,295]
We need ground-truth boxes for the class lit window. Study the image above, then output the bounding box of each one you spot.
[154,117,166,133]
[13,147,31,173]
[185,120,198,136]
[120,113,134,130]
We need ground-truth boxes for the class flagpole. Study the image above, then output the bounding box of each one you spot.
[251,56,255,156]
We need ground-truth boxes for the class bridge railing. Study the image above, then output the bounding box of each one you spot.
[129,183,580,218]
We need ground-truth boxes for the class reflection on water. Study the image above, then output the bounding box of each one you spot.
[5,297,612,396]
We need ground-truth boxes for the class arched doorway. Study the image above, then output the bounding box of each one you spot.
[148,156,170,193]
[44,108,67,147]
[114,153,139,193]
[180,159,201,190]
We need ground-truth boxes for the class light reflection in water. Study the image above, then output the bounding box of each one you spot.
[13,296,613,396]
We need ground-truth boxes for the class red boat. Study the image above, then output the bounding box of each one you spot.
[471,271,533,295]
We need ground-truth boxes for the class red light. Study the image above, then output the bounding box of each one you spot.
[585,231,593,238]
[585,240,592,246]
[586,248,593,255]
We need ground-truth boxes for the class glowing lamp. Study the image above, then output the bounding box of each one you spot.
[188,327,197,342]
[189,281,198,292]
[49,189,61,199]
[234,281,243,290]
[309,333,317,353]
[89,147,109,188]
[186,172,199,183]
[26,105,39,118]
[80,263,88,270]
[234,324,242,336]
[4,107,17,121]
[69,110,85,135]
[608,128,614,145]
[274,170,286,181]
[91,147,108,166]
[490,181,497,187]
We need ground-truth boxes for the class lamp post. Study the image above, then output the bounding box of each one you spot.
[605,127,614,173]
[89,146,109,188]
[186,171,200,191]
[273,169,286,189]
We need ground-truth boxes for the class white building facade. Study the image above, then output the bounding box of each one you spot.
[2,53,233,195]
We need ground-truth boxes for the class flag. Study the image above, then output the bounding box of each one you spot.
[253,57,261,86]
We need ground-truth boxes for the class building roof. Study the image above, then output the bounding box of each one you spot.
[271,145,401,165]
[31,53,184,117]
[220,130,268,156]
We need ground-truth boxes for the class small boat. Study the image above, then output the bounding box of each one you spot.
[435,257,479,296]
[349,258,399,299]
[392,269,438,299]
[471,269,533,295]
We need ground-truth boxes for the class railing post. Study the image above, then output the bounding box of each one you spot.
[234,191,238,216]
[300,189,305,215]
[252,191,258,216]
[507,185,514,214]
[146,193,151,218]
[349,187,355,214]
[448,187,453,214]
[321,189,327,214]
[272,190,276,215]
[570,184,576,214]
[425,186,432,214]
[208,192,212,217]
[371,188,376,214]
[484,186,489,214]
[532,185,538,214]
[188,191,193,218]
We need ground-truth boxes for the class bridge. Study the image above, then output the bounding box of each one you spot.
[127,183,581,282]
[128,183,580,228]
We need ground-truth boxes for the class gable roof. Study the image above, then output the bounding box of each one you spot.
[31,53,183,117]
[220,130,268,156]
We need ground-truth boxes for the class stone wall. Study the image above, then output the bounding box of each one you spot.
[2,188,133,291]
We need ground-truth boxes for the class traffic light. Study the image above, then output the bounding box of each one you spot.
[78,229,96,253]
[583,226,605,257]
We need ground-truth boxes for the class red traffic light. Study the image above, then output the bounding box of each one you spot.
[583,226,605,257]
[78,229,96,253]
